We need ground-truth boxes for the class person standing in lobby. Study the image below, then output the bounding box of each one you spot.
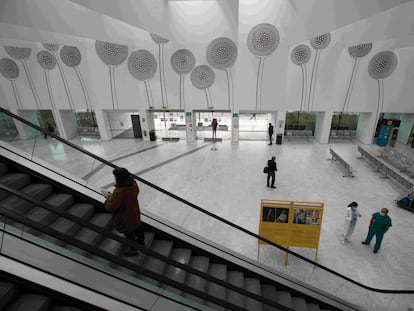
[268,123,274,145]
[211,118,218,138]
[341,201,361,244]
[361,208,392,253]
[267,155,277,188]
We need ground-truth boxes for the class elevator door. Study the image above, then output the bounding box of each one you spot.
[131,115,142,138]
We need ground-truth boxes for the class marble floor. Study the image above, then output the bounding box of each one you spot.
[6,135,414,310]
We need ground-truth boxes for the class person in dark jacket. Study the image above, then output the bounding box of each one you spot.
[267,156,277,188]
[212,118,218,138]
[104,167,145,257]
[268,123,274,145]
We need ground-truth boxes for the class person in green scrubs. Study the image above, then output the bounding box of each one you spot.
[361,208,392,253]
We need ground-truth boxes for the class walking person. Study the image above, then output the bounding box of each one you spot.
[43,123,49,139]
[267,156,277,188]
[212,118,218,138]
[268,123,274,145]
[340,201,361,244]
[361,208,392,253]
[104,167,145,257]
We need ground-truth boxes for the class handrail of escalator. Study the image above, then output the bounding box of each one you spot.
[1,108,413,295]
[0,184,299,311]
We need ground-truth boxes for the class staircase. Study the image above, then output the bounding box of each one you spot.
[0,156,357,311]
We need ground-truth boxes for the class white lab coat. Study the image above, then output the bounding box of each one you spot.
[342,207,361,240]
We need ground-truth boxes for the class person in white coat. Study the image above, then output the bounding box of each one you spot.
[341,201,361,244]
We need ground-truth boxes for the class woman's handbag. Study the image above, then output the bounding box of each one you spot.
[263,166,269,174]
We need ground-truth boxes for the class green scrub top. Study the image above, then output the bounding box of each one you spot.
[371,212,392,233]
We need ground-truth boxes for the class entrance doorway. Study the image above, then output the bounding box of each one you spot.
[131,114,142,138]
[153,110,185,141]
[194,110,231,140]
[239,113,272,141]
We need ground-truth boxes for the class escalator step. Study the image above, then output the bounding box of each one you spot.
[65,213,112,256]
[144,240,174,273]
[165,248,192,283]
[1,183,53,220]
[205,263,227,311]
[141,240,174,286]
[0,281,19,310]
[39,203,95,245]
[92,229,124,268]
[261,285,279,311]
[183,256,210,306]
[26,194,74,230]
[292,297,308,311]
[226,270,245,308]
[245,277,263,311]
[112,230,155,277]
[163,248,192,295]
[307,303,321,311]
[0,173,30,200]
[7,293,51,311]
[277,291,293,309]
[0,163,8,176]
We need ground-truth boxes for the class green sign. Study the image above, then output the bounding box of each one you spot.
[186,112,192,116]
[232,113,239,118]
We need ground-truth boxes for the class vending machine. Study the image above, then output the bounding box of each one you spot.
[376,119,400,147]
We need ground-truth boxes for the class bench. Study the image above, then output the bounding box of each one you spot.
[78,126,100,137]
[328,148,355,177]
[358,145,414,189]
[285,130,313,141]
[378,146,414,173]
[329,130,356,141]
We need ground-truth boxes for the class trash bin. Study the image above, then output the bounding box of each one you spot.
[149,130,156,141]
[276,134,283,145]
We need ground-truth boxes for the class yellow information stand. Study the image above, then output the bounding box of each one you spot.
[258,198,324,266]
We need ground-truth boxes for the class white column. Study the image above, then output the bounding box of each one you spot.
[94,109,111,141]
[140,110,155,142]
[231,111,239,143]
[185,111,196,142]
[59,110,77,140]
[356,112,377,144]
[314,111,332,144]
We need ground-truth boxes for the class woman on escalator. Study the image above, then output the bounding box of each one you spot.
[104,167,145,257]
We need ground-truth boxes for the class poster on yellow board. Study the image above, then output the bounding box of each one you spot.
[258,199,324,265]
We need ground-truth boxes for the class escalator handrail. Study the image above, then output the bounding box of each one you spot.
[1,108,413,295]
[0,184,299,311]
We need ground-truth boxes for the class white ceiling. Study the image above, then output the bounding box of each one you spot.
[0,0,413,48]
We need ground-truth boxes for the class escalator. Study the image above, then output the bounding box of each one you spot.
[0,156,348,310]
